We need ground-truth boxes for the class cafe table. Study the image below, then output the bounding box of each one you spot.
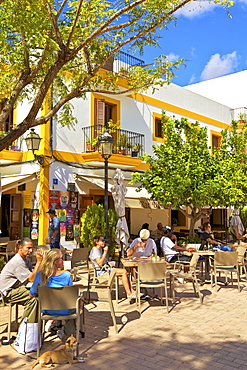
[121,256,166,268]
[192,250,215,282]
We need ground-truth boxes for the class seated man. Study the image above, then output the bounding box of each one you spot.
[160,227,195,263]
[127,229,157,258]
[201,222,232,251]
[0,238,43,323]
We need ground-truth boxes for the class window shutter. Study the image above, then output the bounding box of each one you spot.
[95,99,105,126]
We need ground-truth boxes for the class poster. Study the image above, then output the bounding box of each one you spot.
[23,190,32,209]
[66,209,74,224]
[65,224,74,241]
[74,209,80,224]
[49,190,60,209]
[31,209,39,240]
[58,209,66,222]
[60,221,66,236]
[69,191,78,209]
[60,191,69,209]
[74,224,80,237]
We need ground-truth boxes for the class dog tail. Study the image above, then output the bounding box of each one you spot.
[31,359,39,368]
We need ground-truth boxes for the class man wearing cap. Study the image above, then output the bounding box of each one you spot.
[127,229,157,258]
[160,226,195,263]
[47,209,60,249]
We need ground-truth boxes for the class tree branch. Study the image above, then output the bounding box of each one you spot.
[45,1,64,50]
[66,0,84,50]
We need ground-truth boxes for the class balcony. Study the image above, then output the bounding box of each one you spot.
[82,125,145,157]
[103,51,144,74]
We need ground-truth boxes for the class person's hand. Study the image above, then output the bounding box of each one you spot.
[187,247,196,252]
[103,246,108,253]
[36,248,44,263]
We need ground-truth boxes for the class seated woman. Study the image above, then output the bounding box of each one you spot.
[29,248,75,340]
[89,235,136,303]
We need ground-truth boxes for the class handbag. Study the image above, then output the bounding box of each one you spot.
[14,317,40,354]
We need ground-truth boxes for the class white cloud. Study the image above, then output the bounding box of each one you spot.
[189,74,197,84]
[176,1,218,19]
[167,52,180,62]
[200,51,239,81]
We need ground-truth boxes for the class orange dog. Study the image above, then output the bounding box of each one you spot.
[31,335,78,368]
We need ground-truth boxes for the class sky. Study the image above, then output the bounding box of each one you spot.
[138,0,247,87]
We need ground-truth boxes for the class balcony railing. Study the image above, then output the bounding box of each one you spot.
[103,51,145,74]
[82,125,145,157]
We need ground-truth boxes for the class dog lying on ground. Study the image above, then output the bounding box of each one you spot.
[31,335,78,368]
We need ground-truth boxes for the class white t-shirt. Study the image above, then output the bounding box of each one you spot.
[128,237,157,258]
[160,237,179,261]
[0,253,32,295]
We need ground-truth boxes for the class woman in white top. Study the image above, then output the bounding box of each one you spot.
[90,235,135,303]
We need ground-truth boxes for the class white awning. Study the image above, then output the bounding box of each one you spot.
[75,174,164,209]
[1,173,38,192]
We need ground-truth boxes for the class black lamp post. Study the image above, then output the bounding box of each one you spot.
[99,130,114,241]
[25,129,44,165]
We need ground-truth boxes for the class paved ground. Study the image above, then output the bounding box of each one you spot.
[1,277,247,370]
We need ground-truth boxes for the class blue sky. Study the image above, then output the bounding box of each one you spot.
[139,0,247,87]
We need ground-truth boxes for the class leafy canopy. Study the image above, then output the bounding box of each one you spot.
[131,114,247,236]
[0,0,233,150]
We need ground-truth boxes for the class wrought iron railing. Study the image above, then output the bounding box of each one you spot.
[82,125,145,157]
[103,51,144,74]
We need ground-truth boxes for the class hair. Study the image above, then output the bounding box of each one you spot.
[39,248,62,285]
[93,235,104,246]
[141,223,149,230]
[203,222,210,230]
[15,239,22,254]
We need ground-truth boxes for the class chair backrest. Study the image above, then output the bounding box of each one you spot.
[189,253,200,269]
[214,251,238,267]
[237,246,247,259]
[6,240,18,253]
[138,262,167,281]
[71,248,89,268]
[0,237,10,243]
[38,285,79,311]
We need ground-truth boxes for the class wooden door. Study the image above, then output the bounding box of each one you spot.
[9,194,21,240]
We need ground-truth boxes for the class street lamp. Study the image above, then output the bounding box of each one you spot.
[99,130,114,241]
[25,129,44,165]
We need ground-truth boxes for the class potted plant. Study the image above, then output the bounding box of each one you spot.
[116,133,129,155]
[86,137,100,151]
[132,143,143,157]
[239,113,247,123]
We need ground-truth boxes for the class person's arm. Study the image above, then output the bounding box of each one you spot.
[173,245,196,252]
[127,241,144,257]
[205,237,221,246]
[95,246,108,267]
[28,249,43,282]
[29,271,40,297]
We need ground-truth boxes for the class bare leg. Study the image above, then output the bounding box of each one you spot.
[115,268,133,296]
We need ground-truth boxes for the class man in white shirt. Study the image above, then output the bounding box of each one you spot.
[161,227,195,263]
[127,229,157,258]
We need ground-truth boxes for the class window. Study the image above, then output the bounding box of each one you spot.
[171,210,186,227]
[211,131,221,153]
[155,117,163,138]
[94,97,119,128]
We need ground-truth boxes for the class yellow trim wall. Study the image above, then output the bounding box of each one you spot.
[128,93,229,130]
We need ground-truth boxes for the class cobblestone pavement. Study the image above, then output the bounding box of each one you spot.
[1,279,247,370]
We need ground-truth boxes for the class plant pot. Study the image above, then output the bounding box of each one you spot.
[118,149,126,155]
[132,151,138,157]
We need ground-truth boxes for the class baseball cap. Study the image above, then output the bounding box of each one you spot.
[46,209,56,215]
[139,229,150,240]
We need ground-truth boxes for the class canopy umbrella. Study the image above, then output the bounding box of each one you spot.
[230,209,245,240]
[111,168,130,266]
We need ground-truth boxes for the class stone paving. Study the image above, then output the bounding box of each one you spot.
[1,278,247,370]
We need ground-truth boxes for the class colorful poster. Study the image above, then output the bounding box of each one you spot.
[23,209,32,227]
[49,190,60,209]
[60,221,66,236]
[60,191,69,209]
[74,224,80,237]
[69,191,78,209]
[66,209,74,224]
[23,227,30,238]
[31,209,39,240]
[58,209,66,222]
[65,224,74,241]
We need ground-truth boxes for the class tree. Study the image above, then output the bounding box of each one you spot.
[131,114,247,237]
[0,0,232,151]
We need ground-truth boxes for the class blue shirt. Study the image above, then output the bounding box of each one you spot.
[48,216,60,244]
[30,270,72,316]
